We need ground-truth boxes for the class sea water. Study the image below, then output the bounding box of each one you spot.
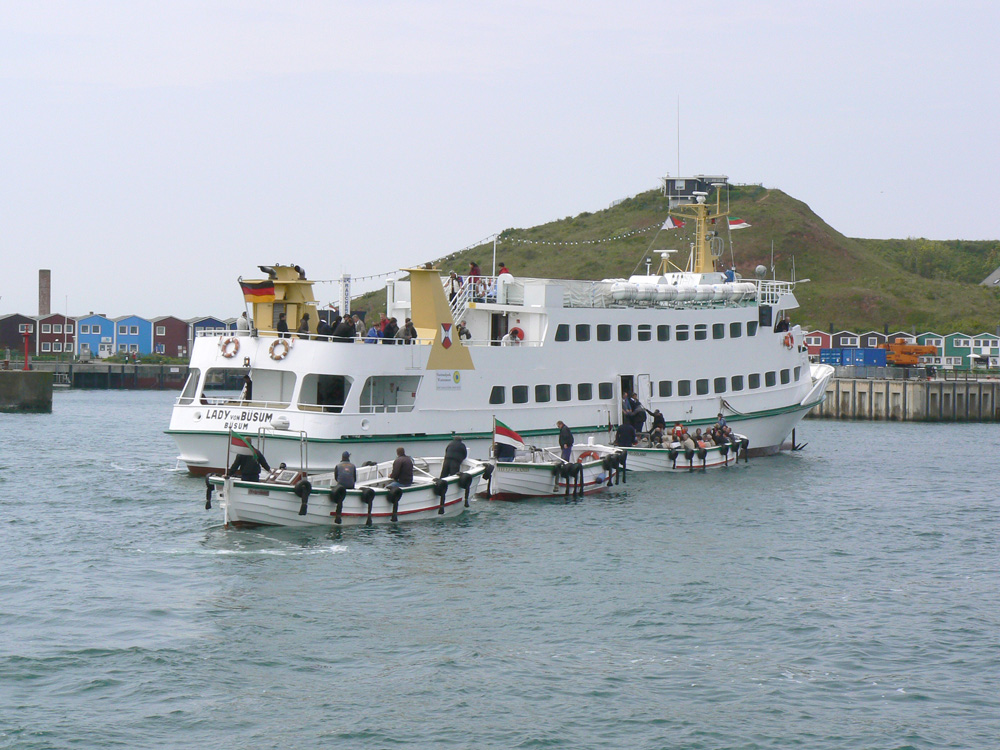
[1,390,998,749]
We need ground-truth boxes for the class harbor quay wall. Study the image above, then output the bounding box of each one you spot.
[808,377,1000,422]
[0,371,52,412]
[26,362,192,390]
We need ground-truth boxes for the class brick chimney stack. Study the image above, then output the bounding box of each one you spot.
[39,269,51,316]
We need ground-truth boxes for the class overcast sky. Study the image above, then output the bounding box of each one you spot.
[1,0,996,318]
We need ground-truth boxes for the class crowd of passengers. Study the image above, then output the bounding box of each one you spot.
[615,391,740,449]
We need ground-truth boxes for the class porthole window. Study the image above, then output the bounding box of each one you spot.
[578,383,593,401]
[535,384,551,402]
[556,383,572,401]
[575,325,590,341]
[749,373,761,389]
[657,325,670,341]
[731,375,744,391]
[714,377,726,393]
[658,380,672,397]
[676,325,690,341]
[489,386,505,404]
[780,369,790,385]
[555,325,569,342]
[513,385,529,403]
[748,321,758,336]
[765,371,776,387]
[597,325,611,342]
[730,322,742,338]
[618,325,632,342]
[678,380,691,396]
[696,379,709,395]
[713,323,725,340]
[598,382,613,399]
[638,324,651,342]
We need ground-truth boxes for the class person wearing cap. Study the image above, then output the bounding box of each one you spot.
[716,412,728,429]
[334,450,356,489]
[440,435,467,477]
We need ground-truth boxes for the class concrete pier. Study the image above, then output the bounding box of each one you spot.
[0,371,53,412]
[809,377,1000,421]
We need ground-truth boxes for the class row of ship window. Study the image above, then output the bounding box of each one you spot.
[554,321,759,343]
[489,367,802,404]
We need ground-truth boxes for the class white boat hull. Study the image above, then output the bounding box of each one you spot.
[208,458,486,527]
[624,435,748,472]
[482,445,625,500]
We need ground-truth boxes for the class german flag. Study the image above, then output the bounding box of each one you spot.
[240,279,275,303]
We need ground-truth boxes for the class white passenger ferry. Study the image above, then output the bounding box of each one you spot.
[168,192,833,474]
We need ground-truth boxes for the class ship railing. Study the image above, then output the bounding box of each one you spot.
[755,279,796,305]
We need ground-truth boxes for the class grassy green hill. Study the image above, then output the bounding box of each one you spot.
[357,185,1000,333]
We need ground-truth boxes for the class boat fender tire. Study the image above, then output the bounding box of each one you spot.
[568,462,582,477]
[362,460,376,467]
[359,487,376,526]
[331,484,347,524]
[458,471,474,506]
[294,479,312,516]
[720,442,730,457]
[697,447,707,461]
[482,464,494,480]
[220,337,240,358]
[205,475,214,510]
[386,485,403,522]
[433,478,449,514]
[577,450,600,463]
[668,448,678,462]
[740,438,750,463]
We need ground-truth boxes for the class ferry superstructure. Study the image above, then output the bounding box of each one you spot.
[168,194,833,474]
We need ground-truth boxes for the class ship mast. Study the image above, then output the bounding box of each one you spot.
[667,189,728,275]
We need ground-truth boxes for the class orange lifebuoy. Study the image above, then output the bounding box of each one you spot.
[510,327,524,341]
[220,337,240,358]
[783,332,794,349]
[269,338,292,360]
[577,450,600,463]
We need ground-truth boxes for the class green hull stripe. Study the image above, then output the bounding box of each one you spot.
[170,398,823,444]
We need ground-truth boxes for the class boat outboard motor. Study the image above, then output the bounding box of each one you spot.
[294,479,312,516]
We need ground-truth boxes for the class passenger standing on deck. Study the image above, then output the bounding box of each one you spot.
[228,447,271,481]
[629,392,647,432]
[316,316,333,340]
[276,313,289,338]
[448,271,461,303]
[468,261,481,278]
[440,436,467,477]
[383,317,399,343]
[333,316,356,343]
[498,262,511,276]
[557,421,574,461]
[353,314,365,338]
[457,321,472,340]
[297,314,311,339]
[614,421,637,448]
[236,312,250,336]
[388,447,414,488]
[334,451,356,489]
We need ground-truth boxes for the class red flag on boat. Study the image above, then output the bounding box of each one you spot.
[493,419,525,449]
[729,217,751,230]
[662,216,685,230]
